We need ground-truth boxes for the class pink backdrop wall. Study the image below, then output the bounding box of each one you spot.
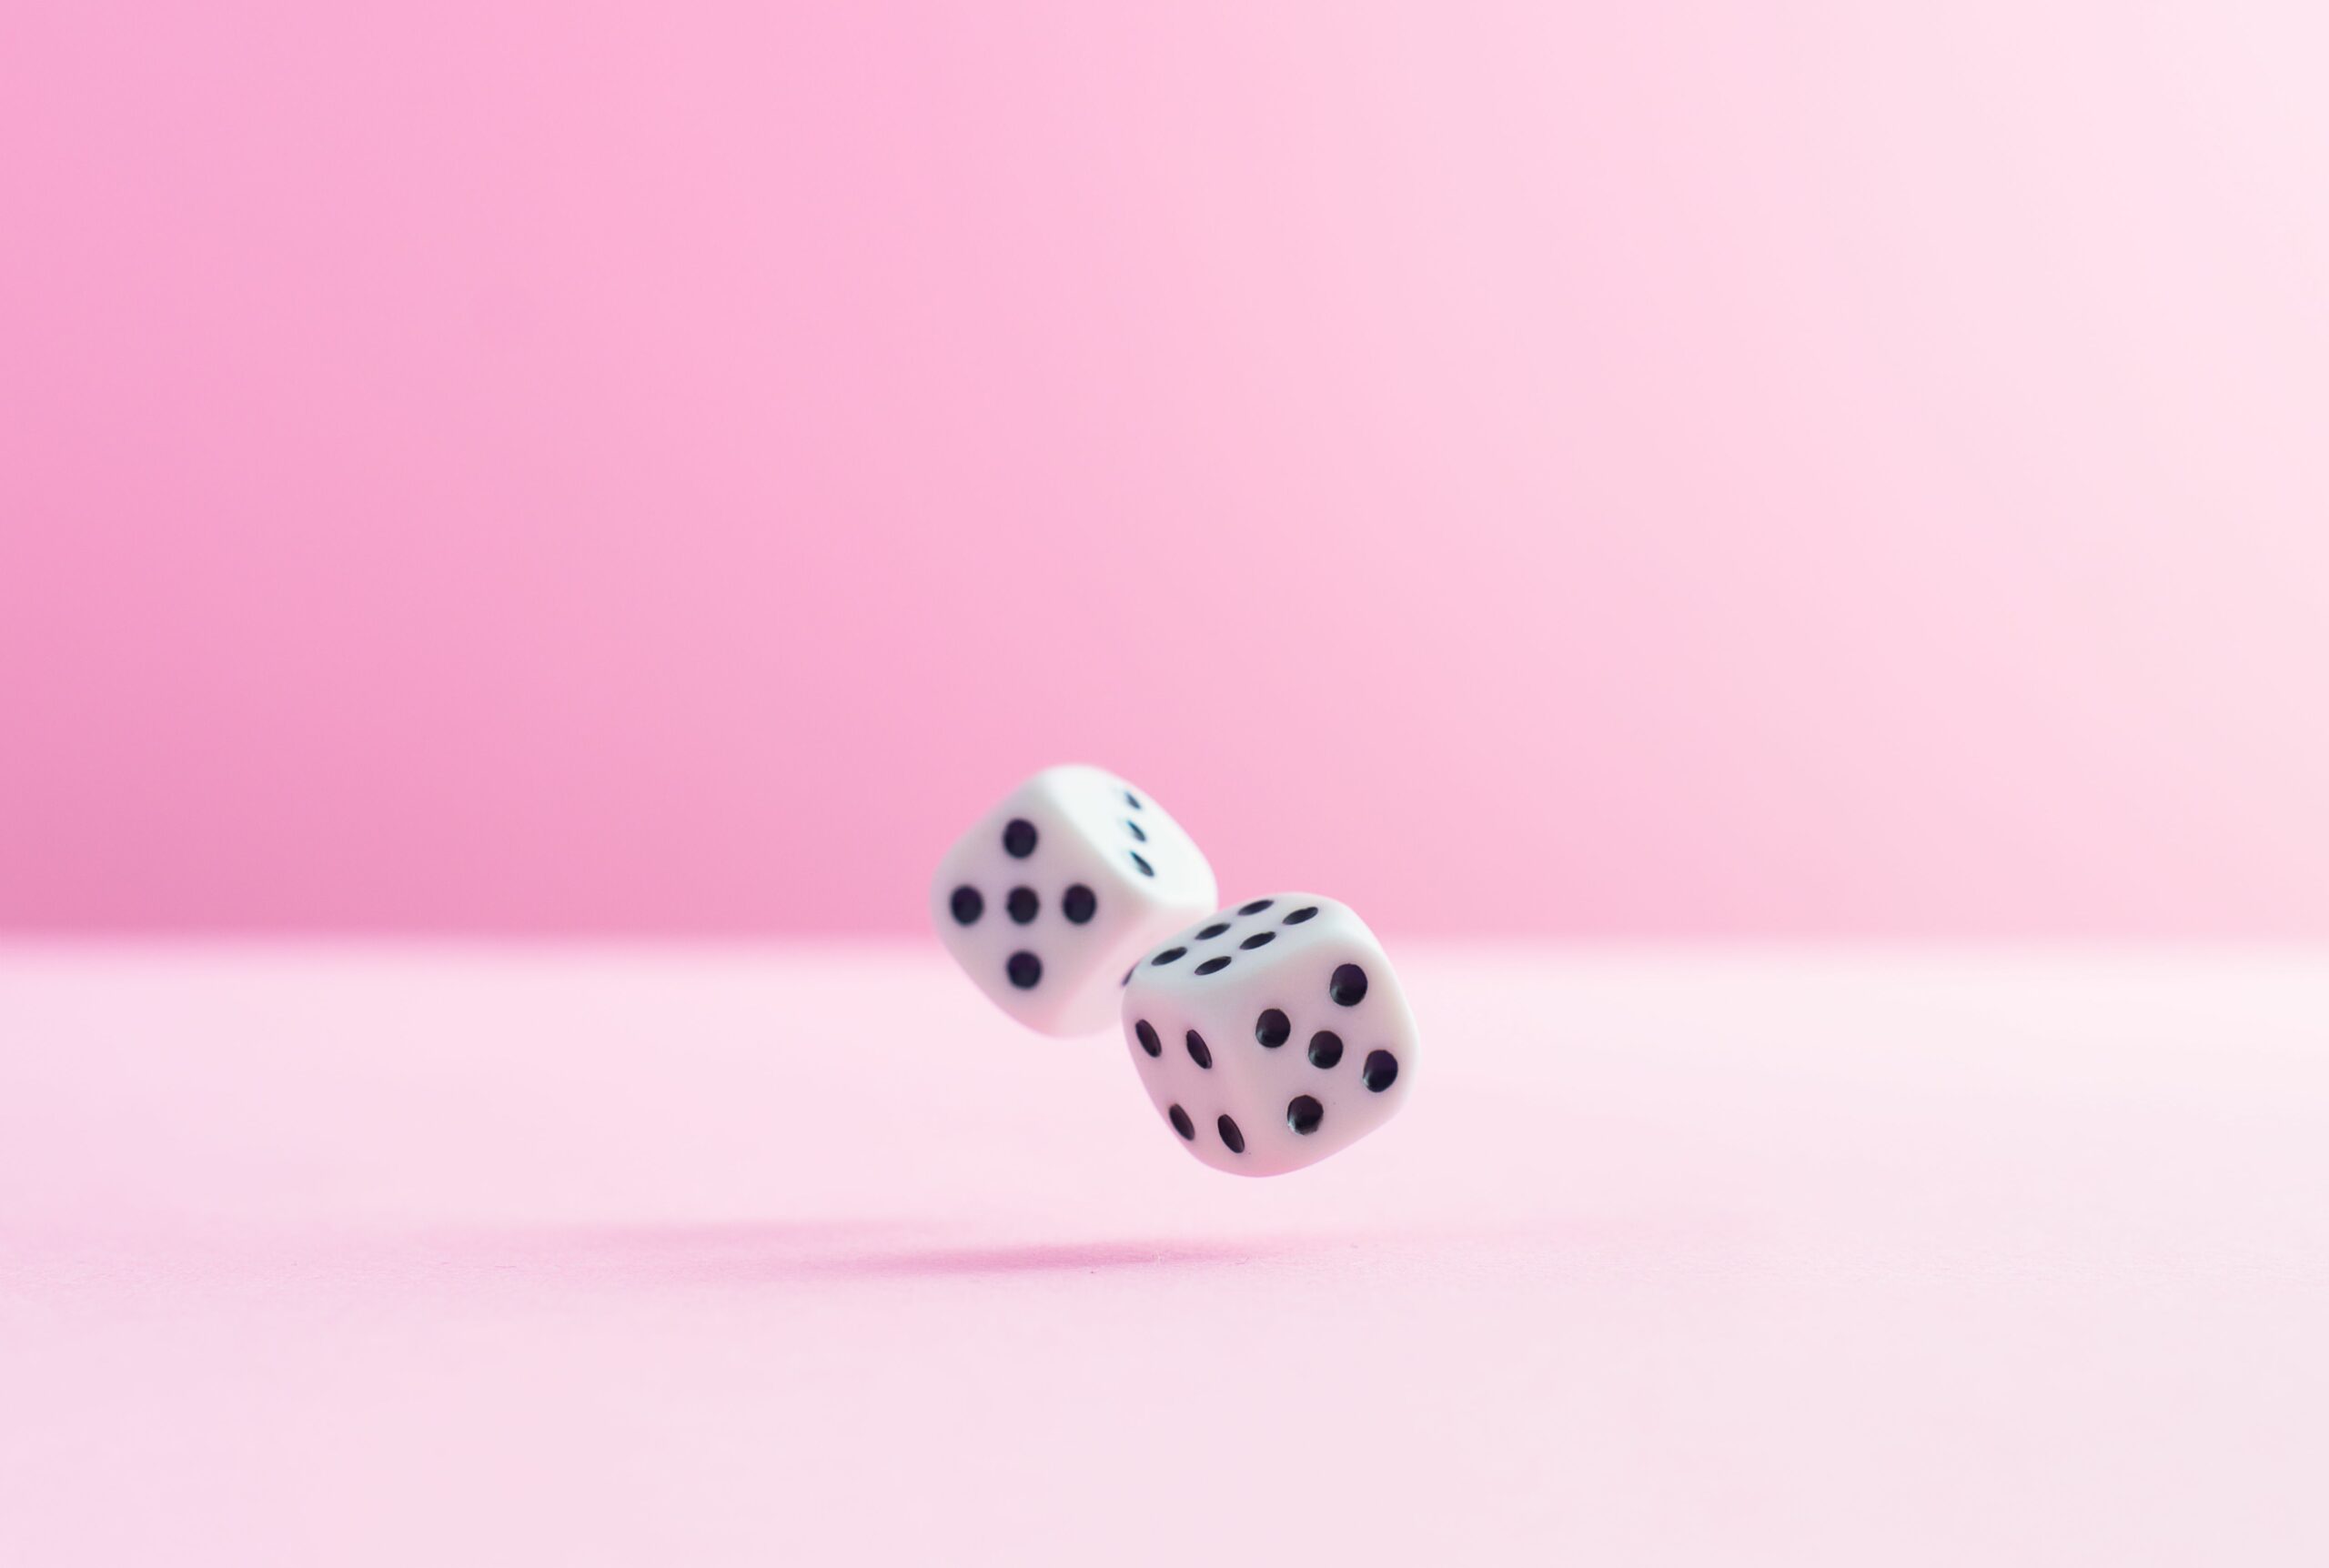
[4,3,2325,937]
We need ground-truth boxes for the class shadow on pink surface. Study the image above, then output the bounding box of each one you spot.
[14,1217,1639,1301]
[491,1221,1302,1281]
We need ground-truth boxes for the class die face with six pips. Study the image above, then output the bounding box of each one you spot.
[1121,894,1416,1175]
[931,765,1219,1036]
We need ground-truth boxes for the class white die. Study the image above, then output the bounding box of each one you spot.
[930,765,1219,1036]
[1120,894,1417,1175]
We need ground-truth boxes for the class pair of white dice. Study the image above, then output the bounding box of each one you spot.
[929,765,1417,1176]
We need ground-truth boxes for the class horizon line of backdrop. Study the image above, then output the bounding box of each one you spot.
[4,3,2327,939]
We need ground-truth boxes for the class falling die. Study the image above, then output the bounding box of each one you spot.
[1122,894,1416,1175]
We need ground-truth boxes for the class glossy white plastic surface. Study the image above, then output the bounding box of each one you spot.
[930,765,1218,1036]
[1121,893,1417,1174]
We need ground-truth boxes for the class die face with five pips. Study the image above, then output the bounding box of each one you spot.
[930,765,1219,1036]
[1121,894,1416,1176]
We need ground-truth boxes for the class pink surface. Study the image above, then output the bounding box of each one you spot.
[3,944,2325,1563]
[5,5,2329,936]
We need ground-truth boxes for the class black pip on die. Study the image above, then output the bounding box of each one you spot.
[1122,894,1417,1175]
[931,765,1220,1035]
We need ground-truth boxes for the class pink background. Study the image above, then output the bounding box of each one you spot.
[5,3,2326,937]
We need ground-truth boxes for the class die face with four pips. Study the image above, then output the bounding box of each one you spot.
[1121,894,1416,1175]
[931,765,1220,1036]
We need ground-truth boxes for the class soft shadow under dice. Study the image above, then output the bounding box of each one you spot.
[931,765,1220,1036]
[1121,894,1418,1175]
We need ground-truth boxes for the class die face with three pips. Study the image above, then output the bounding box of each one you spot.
[930,765,1219,1037]
[1120,894,1416,1176]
